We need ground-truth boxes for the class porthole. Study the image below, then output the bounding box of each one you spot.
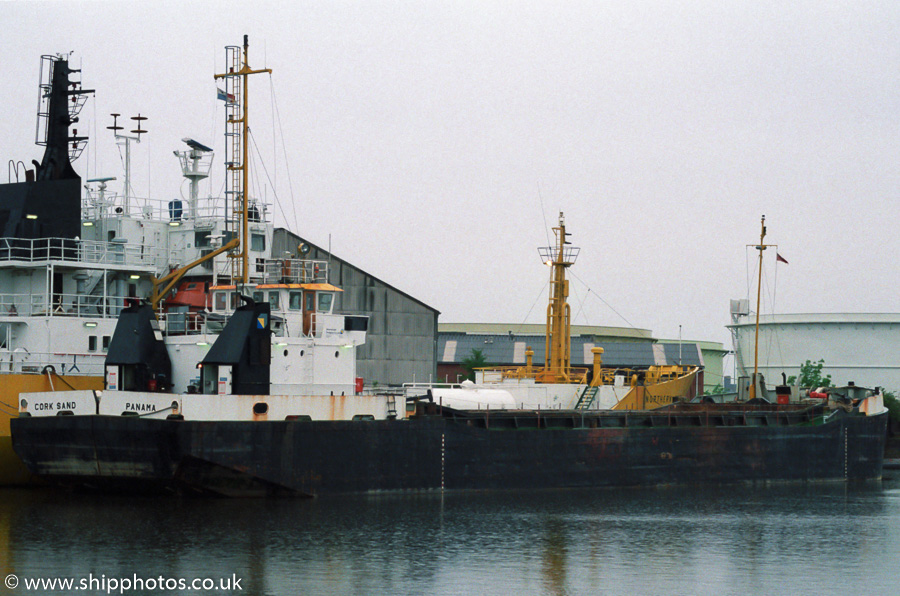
[300,350,305,357]
[334,351,339,358]
[284,349,288,357]
[253,402,269,415]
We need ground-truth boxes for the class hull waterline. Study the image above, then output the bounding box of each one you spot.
[11,404,888,497]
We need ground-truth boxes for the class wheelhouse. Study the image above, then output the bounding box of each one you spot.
[209,283,343,337]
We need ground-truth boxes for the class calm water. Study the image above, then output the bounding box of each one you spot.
[2,479,900,595]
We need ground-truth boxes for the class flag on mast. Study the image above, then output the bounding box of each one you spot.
[776,253,789,264]
[217,88,235,103]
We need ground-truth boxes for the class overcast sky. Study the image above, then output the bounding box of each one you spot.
[2,1,898,353]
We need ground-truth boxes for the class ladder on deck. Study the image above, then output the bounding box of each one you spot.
[222,44,243,283]
[386,394,397,419]
[575,386,598,410]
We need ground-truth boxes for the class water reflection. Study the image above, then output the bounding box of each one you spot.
[1,482,898,595]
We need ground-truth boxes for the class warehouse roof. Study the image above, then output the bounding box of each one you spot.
[438,333,704,367]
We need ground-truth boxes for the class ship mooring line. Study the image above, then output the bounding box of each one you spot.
[269,75,300,234]
[515,281,547,334]
[537,182,553,251]
[568,270,637,329]
[247,128,290,229]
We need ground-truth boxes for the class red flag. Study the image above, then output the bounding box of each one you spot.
[776,253,788,264]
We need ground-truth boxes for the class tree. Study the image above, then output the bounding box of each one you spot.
[786,359,832,388]
[704,383,725,396]
[883,390,899,423]
[461,348,487,382]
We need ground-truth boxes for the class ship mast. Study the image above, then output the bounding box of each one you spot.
[539,212,579,382]
[749,215,775,400]
[214,35,271,286]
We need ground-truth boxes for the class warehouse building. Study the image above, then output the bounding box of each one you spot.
[273,229,439,387]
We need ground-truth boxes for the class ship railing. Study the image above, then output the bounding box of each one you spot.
[0,237,164,269]
[477,366,591,385]
[157,310,233,336]
[254,258,329,284]
[475,365,696,387]
[401,382,465,400]
[0,348,106,376]
[81,194,271,224]
[0,292,135,319]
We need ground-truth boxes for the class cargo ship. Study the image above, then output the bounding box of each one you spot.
[10,281,889,496]
[0,43,302,483]
[9,39,889,496]
[0,52,110,483]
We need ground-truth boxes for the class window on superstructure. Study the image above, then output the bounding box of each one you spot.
[289,291,302,310]
[317,293,333,313]
[102,336,110,352]
[251,234,265,252]
[194,232,211,248]
[88,336,97,352]
[268,291,280,310]
[252,291,264,303]
[214,292,227,311]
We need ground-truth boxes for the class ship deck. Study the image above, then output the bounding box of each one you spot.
[427,401,830,430]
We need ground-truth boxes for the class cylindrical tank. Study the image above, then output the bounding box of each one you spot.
[430,381,517,410]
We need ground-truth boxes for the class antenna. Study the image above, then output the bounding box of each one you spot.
[130,114,148,139]
[108,112,148,215]
[107,113,123,133]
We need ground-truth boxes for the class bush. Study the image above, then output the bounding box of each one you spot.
[786,359,832,388]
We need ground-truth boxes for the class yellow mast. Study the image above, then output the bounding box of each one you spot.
[749,214,774,400]
[214,35,271,285]
[541,212,579,382]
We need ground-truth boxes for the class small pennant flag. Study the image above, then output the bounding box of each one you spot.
[217,88,235,103]
[776,253,789,264]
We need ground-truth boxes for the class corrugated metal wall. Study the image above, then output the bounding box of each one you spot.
[273,229,439,386]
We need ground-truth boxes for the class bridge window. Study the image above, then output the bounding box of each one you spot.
[289,291,302,310]
[317,292,333,313]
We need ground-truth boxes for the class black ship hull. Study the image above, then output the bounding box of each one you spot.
[11,404,888,497]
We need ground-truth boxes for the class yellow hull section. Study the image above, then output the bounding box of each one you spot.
[0,374,103,485]
[612,368,699,411]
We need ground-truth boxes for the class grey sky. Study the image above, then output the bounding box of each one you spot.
[2,1,898,352]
